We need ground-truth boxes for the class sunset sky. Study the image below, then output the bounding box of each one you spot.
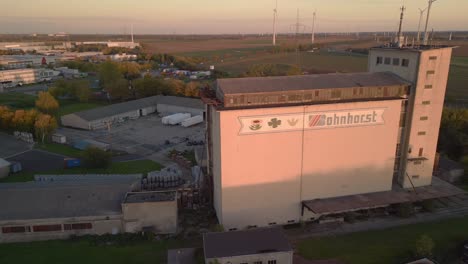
[1,0,467,34]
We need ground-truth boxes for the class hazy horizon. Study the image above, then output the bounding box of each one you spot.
[1,0,467,35]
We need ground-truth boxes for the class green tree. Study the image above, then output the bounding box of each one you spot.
[118,62,141,80]
[184,82,200,97]
[35,91,59,114]
[134,76,164,98]
[82,147,112,169]
[438,108,468,161]
[0,106,14,131]
[166,79,186,96]
[99,60,124,88]
[34,113,57,143]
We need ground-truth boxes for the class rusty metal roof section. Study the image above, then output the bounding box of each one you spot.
[217,72,409,95]
[302,177,466,215]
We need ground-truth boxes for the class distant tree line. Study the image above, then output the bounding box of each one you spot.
[97,60,202,101]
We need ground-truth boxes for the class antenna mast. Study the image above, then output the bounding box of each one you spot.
[423,0,437,45]
[417,8,427,44]
[311,10,316,44]
[273,0,278,46]
[396,5,405,47]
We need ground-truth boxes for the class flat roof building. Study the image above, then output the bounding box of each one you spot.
[0,175,178,243]
[203,228,293,264]
[61,96,205,130]
[205,45,455,230]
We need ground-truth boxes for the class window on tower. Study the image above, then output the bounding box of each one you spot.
[402,59,409,67]
[376,56,383,64]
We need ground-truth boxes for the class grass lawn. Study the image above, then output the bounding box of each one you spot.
[57,100,106,117]
[0,92,36,109]
[0,237,190,264]
[0,159,162,183]
[297,216,468,264]
[35,143,83,158]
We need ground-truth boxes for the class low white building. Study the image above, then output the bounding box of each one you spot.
[0,55,61,69]
[61,96,205,130]
[109,53,137,61]
[0,68,60,87]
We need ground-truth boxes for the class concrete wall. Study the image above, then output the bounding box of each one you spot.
[61,114,90,130]
[89,110,140,130]
[206,251,293,264]
[0,215,122,243]
[122,200,178,234]
[369,47,453,188]
[157,104,204,117]
[62,106,157,131]
[213,100,402,229]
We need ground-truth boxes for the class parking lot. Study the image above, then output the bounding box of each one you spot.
[0,132,32,159]
[58,114,205,159]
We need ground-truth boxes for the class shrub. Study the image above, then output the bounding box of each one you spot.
[82,147,111,169]
[414,235,435,258]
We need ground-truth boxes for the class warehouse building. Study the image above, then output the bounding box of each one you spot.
[204,46,457,230]
[0,175,178,243]
[61,96,204,130]
[0,68,60,87]
[0,55,60,69]
[203,228,293,264]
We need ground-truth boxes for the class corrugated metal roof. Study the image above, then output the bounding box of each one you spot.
[155,95,205,110]
[203,228,292,259]
[72,96,159,122]
[65,96,204,122]
[217,72,409,95]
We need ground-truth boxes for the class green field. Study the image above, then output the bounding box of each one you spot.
[35,143,83,158]
[298,216,468,264]
[0,216,466,264]
[0,159,162,183]
[215,51,368,74]
[0,237,189,264]
[0,92,36,109]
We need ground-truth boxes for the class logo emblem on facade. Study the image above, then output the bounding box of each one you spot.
[309,115,325,127]
[287,118,299,126]
[249,120,263,131]
[268,118,282,128]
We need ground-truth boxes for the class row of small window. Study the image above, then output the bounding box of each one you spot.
[1,223,92,234]
[39,71,53,77]
[376,57,409,67]
[408,147,425,157]
[240,261,277,264]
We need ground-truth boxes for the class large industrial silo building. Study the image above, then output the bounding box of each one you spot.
[204,46,456,230]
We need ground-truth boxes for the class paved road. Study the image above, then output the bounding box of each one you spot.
[7,149,66,172]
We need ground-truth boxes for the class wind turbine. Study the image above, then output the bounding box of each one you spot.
[311,10,316,44]
[273,0,278,46]
[417,7,427,44]
[423,0,437,45]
